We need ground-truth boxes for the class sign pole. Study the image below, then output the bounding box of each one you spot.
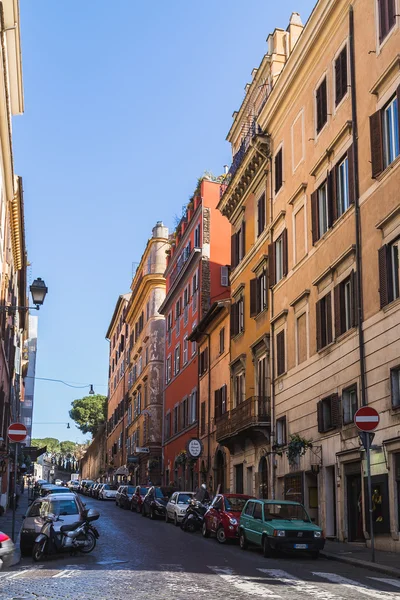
[11,442,18,542]
[365,432,375,563]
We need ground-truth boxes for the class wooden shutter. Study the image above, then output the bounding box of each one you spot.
[335,51,342,106]
[316,298,322,351]
[327,170,336,226]
[214,389,221,419]
[268,243,275,287]
[230,303,237,337]
[241,220,246,259]
[350,269,358,327]
[204,347,208,371]
[378,245,391,308]
[322,79,327,125]
[347,144,355,205]
[311,191,319,245]
[397,85,400,149]
[222,384,227,414]
[370,110,384,178]
[317,401,324,433]
[326,292,333,345]
[231,234,237,269]
[276,330,285,376]
[334,283,342,338]
[282,228,288,276]
[330,393,341,428]
[250,278,258,317]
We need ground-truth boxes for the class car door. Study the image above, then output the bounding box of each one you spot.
[168,493,177,519]
[241,501,256,543]
[252,502,264,547]
[211,496,223,533]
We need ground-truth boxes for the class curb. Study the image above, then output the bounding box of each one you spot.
[321,550,400,578]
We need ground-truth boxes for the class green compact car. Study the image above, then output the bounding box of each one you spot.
[239,499,324,558]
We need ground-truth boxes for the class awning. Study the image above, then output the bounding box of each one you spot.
[114,466,129,476]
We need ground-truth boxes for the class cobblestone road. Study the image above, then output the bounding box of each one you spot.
[1,497,400,600]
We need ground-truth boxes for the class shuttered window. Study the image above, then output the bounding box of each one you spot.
[250,270,268,317]
[370,92,400,178]
[316,78,328,133]
[316,292,333,351]
[200,402,206,435]
[199,348,208,376]
[317,394,341,433]
[335,45,348,106]
[378,0,396,43]
[269,229,288,286]
[379,239,400,308]
[230,298,244,337]
[257,193,266,236]
[231,221,246,269]
[214,384,228,419]
[274,149,283,193]
[276,330,285,377]
[334,271,357,338]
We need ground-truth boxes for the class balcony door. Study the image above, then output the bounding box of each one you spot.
[257,355,268,399]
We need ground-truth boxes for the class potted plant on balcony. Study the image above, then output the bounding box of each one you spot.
[175,450,187,466]
[286,434,313,466]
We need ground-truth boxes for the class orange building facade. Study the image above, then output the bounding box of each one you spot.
[160,178,231,490]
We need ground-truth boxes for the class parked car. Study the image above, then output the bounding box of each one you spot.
[165,491,194,526]
[130,486,149,513]
[142,486,175,519]
[98,483,118,500]
[20,492,86,556]
[116,485,135,509]
[239,499,325,558]
[40,485,74,497]
[202,493,253,543]
[90,483,101,498]
[54,479,62,486]
[83,482,95,496]
[0,531,15,569]
[67,480,80,492]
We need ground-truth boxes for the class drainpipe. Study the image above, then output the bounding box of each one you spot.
[268,156,276,500]
[349,6,367,407]
[204,332,212,483]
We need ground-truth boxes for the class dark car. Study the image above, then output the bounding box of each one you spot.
[202,494,254,543]
[141,486,170,519]
[130,486,150,513]
[91,483,101,499]
[83,482,95,496]
[116,485,135,509]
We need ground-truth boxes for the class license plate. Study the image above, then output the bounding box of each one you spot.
[294,544,308,549]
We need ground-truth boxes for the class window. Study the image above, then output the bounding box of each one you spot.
[199,348,208,376]
[230,297,244,337]
[219,328,225,354]
[189,390,197,423]
[183,285,191,307]
[336,156,349,216]
[221,265,229,287]
[318,182,329,236]
[296,312,307,365]
[342,386,358,424]
[234,372,245,407]
[250,269,268,317]
[146,300,150,321]
[257,355,268,400]
[183,335,188,365]
[175,299,181,319]
[378,238,400,307]
[257,192,266,235]
[194,223,201,248]
[231,221,246,269]
[174,345,180,375]
[214,385,227,419]
[173,405,179,434]
[191,322,197,356]
[181,397,189,429]
[192,271,198,293]
[391,366,400,408]
[253,503,263,520]
[144,384,148,408]
[335,45,348,106]
[167,312,173,332]
[268,229,288,286]
[334,272,356,337]
[166,356,172,383]
[276,330,285,376]
[274,149,283,194]
[317,394,341,432]
[370,92,399,177]
[200,402,206,435]
[377,0,396,43]
[276,417,287,445]
[165,412,171,440]
[316,292,333,350]
[244,501,255,516]
[316,77,328,133]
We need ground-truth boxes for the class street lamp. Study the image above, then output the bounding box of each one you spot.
[0,276,48,312]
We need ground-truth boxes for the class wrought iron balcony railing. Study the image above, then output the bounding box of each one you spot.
[216,395,271,443]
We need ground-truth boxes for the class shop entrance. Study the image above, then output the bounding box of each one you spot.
[346,472,363,541]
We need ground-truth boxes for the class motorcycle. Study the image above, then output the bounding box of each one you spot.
[180,499,209,533]
[32,508,100,562]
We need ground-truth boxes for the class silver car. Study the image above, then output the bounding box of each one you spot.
[20,493,86,556]
[0,531,15,569]
[165,492,194,526]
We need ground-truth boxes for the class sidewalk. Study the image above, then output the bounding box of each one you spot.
[0,491,30,566]
[322,539,400,577]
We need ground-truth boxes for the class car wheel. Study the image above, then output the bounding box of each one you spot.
[263,536,272,558]
[20,545,31,557]
[217,527,226,544]
[142,506,146,517]
[174,514,179,527]
[165,511,169,523]
[311,551,320,560]
[150,508,155,520]
[202,521,210,538]
[239,530,248,551]
[137,504,141,514]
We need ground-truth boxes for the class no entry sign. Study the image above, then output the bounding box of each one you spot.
[7,422,27,443]
[354,407,380,432]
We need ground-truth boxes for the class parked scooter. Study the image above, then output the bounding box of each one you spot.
[180,499,210,533]
[32,509,100,562]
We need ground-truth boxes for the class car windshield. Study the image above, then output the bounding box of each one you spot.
[126,486,135,494]
[154,488,165,499]
[103,484,118,490]
[177,493,192,504]
[264,503,310,522]
[224,497,248,512]
[48,488,70,494]
[50,500,79,515]
[140,487,149,495]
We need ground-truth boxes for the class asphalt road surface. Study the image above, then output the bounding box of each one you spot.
[1,496,399,600]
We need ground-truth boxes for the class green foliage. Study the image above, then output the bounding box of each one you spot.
[60,440,77,456]
[286,434,313,466]
[69,394,107,436]
[31,437,60,454]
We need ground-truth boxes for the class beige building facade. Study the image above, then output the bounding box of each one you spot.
[219,0,400,551]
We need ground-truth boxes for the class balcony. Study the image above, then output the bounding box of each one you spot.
[216,396,271,448]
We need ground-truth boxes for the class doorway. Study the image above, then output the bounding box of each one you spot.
[346,473,363,541]
[246,467,253,496]
[215,451,225,493]
[235,464,243,494]
[258,456,268,498]
[325,466,336,538]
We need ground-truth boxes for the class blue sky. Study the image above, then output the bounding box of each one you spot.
[14,0,316,444]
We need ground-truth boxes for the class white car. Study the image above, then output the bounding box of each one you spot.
[98,484,118,500]
[165,491,194,526]
[54,479,63,486]
[67,480,80,491]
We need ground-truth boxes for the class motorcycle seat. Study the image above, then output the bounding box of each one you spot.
[60,521,84,533]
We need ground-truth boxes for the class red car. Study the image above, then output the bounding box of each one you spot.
[130,485,150,513]
[202,493,254,543]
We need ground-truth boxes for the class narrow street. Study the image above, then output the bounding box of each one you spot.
[1,499,400,600]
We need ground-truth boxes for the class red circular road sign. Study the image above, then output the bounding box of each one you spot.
[7,422,27,443]
[354,407,380,432]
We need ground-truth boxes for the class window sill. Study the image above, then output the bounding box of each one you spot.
[390,404,400,415]
[232,331,245,342]
[335,326,357,344]
[375,153,400,182]
[342,421,357,430]
[254,307,268,321]
[382,295,400,313]
[318,426,339,435]
[333,92,349,116]
[317,340,336,355]
[376,22,398,56]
